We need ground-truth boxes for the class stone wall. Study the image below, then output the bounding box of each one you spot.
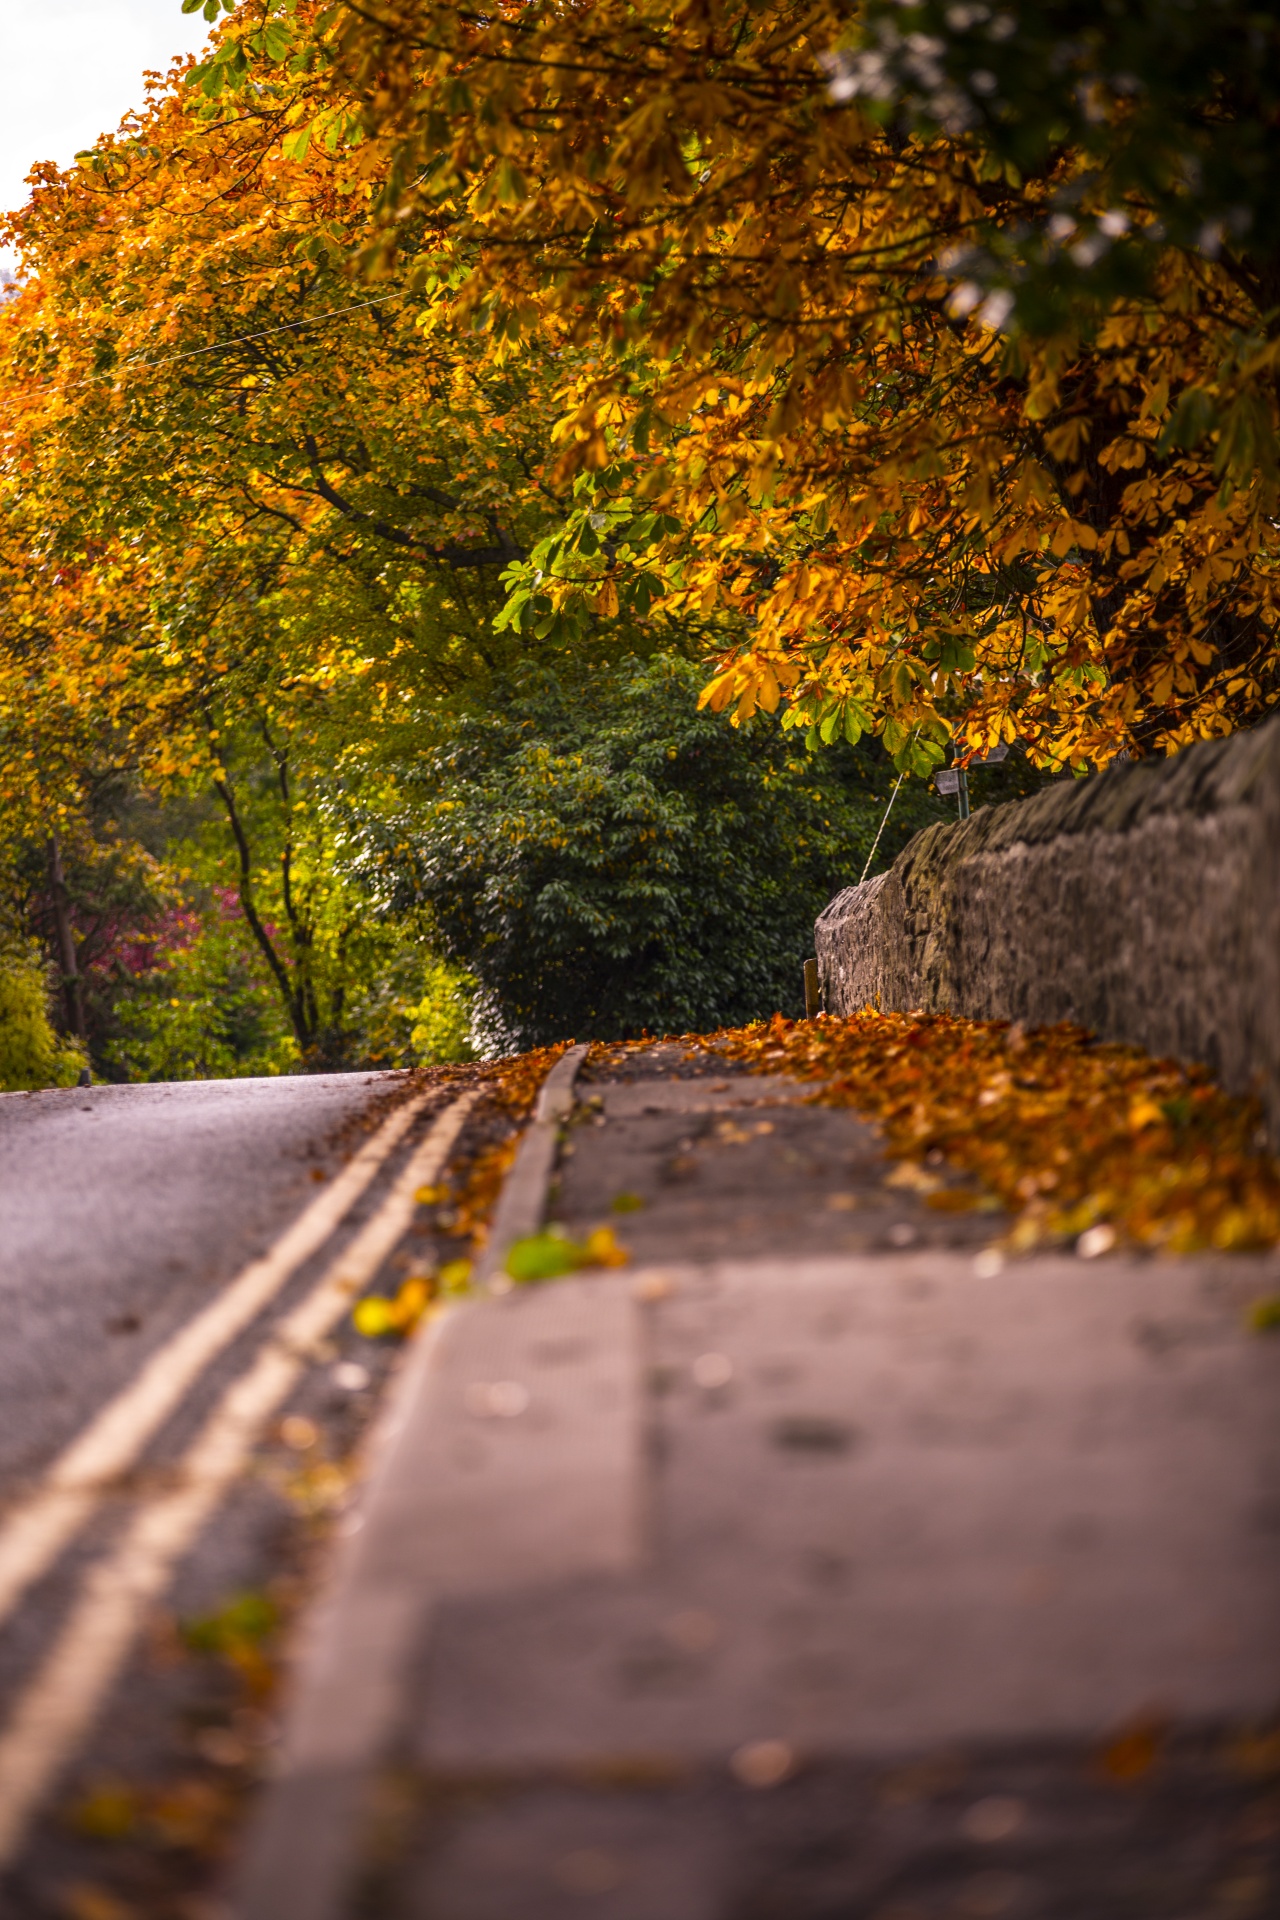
[815,717,1280,1129]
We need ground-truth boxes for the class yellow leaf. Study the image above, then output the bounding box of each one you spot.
[353,1296,396,1337]
[582,1224,629,1267]
[884,1161,941,1193]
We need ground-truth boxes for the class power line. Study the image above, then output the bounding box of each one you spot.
[10,289,407,393]
[119,291,404,372]
[857,726,920,886]
[858,766,908,887]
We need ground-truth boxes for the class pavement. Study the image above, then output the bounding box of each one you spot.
[232,1045,1280,1920]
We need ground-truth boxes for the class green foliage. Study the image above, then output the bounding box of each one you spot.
[0,940,85,1091]
[104,911,297,1083]
[408,956,477,1064]
[181,1590,279,1659]
[342,946,477,1066]
[363,654,952,1049]
[101,875,476,1079]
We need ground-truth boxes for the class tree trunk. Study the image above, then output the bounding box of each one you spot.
[46,834,86,1041]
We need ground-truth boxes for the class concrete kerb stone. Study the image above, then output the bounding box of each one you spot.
[230,1043,594,1920]
[815,715,1280,1131]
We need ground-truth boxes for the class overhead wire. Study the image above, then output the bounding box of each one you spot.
[857,767,908,887]
[857,726,920,886]
[120,290,404,371]
[6,288,407,395]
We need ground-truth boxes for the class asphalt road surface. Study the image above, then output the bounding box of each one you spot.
[0,1074,404,1486]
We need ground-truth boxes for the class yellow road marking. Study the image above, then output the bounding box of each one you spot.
[0,1089,478,1866]
[0,1090,430,1630]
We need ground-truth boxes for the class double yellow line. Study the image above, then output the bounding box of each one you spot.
[0,1088,477,1864]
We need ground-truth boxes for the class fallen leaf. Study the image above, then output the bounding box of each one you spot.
[66,1781,139,1843]
[59,1883,136,1920]
[505,1230,583,1283]
[1097,1713,1167,1782]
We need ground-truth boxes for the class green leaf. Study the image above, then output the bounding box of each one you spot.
[935,635,976,674]
[628,572,662,614]
[843,700,868,745]
[1160,387,1217,454]
[506,1231,582,1283]
[1247,1294,1280,1334]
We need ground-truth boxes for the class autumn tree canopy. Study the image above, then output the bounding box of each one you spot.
[0,51,619,1053]
[188,0,1280,773]
[5,15,944,1063]
[3,0,1278,1072]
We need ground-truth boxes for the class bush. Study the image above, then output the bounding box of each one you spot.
[341,947,477,1066]
[104,909,297,1082]
[368,654,950,1048]
[0,941,86,1091]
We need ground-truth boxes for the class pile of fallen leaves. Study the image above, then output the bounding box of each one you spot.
[716,1012,1280,1255]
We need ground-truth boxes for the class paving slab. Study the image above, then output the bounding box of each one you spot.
[234,1051,1280,1920]
[415,1253,1280,1771]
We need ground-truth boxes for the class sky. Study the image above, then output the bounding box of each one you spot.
[1,0,214,269]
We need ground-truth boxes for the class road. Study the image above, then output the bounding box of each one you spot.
[0,1074,402,1485]
[0,1069,474,1920]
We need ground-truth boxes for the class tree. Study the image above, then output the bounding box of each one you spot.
[356,653,954,1047]
[0,41,663,1058]
[204,0,1280,770]
[0,935,85,1090]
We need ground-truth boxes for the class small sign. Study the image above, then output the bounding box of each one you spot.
[935,769,960,793]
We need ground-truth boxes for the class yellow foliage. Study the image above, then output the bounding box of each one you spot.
[269,0,1280,767]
